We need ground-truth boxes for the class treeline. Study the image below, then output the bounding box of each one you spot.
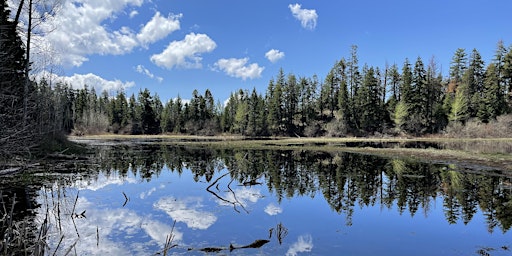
[2,0,512,155]
[36,44,512,137]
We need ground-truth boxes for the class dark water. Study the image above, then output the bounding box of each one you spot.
[2,142,512,255]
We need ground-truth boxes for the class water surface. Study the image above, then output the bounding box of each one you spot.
[3,143,512,255]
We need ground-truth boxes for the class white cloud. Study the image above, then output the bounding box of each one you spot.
[213,58,264,80]
[154,196,217,230]
[38,0,144,67]
[288,3,318,30]
[37,71,135,93]
[151,33,217,69]
[264,203,283,215]
[135,65,163,82]
[265,49,285,63]
[129,10,139,18]
[137,12,182,47]
[286,235,314,256]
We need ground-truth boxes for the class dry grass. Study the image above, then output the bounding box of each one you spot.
[71,134,512,171]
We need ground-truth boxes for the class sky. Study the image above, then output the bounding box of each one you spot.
[8,0,512,103]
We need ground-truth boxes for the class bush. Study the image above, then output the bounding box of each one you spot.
[444,114,512,138]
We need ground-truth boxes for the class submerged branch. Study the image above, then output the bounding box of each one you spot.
[206,173,242,213]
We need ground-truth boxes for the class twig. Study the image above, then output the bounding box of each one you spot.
[96,226,99,247]
[206,173,241,213]
[122,192,129,207]
[227,178,249,214]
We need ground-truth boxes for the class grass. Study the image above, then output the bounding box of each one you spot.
[70,134,512,171]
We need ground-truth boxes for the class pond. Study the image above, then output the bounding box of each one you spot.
[2,141,512,255]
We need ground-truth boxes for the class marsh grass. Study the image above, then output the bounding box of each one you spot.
[0,192,45,255]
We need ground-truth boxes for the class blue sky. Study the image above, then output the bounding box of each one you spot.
[10,0,512,103]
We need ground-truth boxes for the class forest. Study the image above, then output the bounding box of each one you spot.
[21,44,512,138]
[1,0,512,156]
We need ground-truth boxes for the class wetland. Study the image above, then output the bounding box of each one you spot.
[1,137,512,255]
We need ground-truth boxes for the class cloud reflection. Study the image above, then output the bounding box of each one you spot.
[216,187,262,207]
[286,234,313,256]
[74,171,138,191]
[264,203,283,215]
[35,195,182,255]
[154,196,217,229]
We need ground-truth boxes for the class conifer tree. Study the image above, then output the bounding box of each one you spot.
[1,0,28,151]
[479,63,506,122]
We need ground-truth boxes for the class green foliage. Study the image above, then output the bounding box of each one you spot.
[479,63,506,122]
[393,100,409,132]
[4,35,512,142]
[450,48,468,85]
[449,83,469,123]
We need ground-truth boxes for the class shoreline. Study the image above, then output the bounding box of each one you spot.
[69,134,512,172]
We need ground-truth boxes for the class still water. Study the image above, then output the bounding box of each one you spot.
[10,142,512,255]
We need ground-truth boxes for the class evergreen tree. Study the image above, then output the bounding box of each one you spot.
[411,57,429,134]
[222,92,238,133]
[172,96,184,133]
[449,80,469,123]
[283,73,299,135]
[336,60,351,133]
[359,67,383,133]
[450,48,468,86]
[267,71,285,135]
[160,99,173,133]
[503,46,512,108]
[426,57,446,132]
[394,59,413,133]
[479,63,506,122]
[138,89,159,134]
[233,90,248,135]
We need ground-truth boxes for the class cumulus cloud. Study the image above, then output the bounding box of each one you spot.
[135,65,163,82]
[213,58,264,80]
[286,235,314,256]
[288,3,318,30]
[265,49,285,63]
[137,12,182,47]
[8,0,184,68]
[37,71,135,93]
[151,33,217,69]
[37,0,145,67]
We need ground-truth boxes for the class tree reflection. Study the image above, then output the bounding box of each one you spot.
[80,144,512,233]
[3,143,512,254]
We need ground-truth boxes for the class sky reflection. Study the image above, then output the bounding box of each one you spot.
[286,234,314,256]
[30,145,512,255]
[154,196,217,230]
